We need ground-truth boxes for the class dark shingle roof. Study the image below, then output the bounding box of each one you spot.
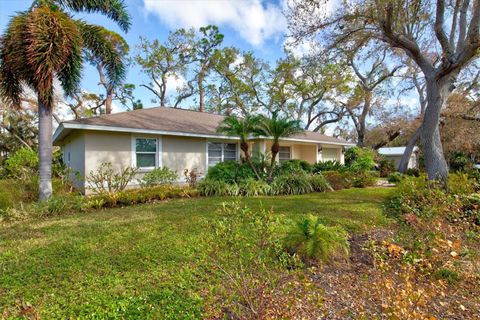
[60,107,352,145]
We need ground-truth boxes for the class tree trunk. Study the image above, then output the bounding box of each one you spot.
[268,142,279,180]
[241,141,261,180]
[356,92,371,147]
[105,86,113,114]
[421,79,449,182]
[398,125,421,173]
[198,72,204,112]
[38,97,53,201]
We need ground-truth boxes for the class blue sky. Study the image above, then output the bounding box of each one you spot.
[0,0,289,111]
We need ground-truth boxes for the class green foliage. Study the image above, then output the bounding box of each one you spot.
[377,157,396,177]
[345,147,376,171]
[206,161,255,184]
[197,179,239,197]
[86,162,138,194]
[271,173,313,195]
[405,168,420,177]
[283,214,349,264]
[139,167,178,187]
[275,159,313,175]
[351,171,379,188]
[1,147,38,179]
[322,171,353,190]
[387,172,403,183]
[312,160,345,173]
[449,151,473,172]
[238,178,271,196]
[433,268,460,285]
[448,173,475,195]
[308,173,332,192]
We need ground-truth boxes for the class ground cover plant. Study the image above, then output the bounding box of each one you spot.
[0,188,393,319]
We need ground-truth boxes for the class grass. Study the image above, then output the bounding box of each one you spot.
[0,187,394,319]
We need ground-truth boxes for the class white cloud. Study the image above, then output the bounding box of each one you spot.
[142,0,286,46]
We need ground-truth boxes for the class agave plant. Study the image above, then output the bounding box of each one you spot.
[0,0,130,200]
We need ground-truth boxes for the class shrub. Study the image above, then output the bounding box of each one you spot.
[345,147,376,171]
[197,179,239,197]
[405,168,420,177]
[434,268,460,285]
[275,159,313,176]
[448,173,475,195]
[283,214,349,264]
[387,172,403,183]
[238,178,270,196]
[351,171,379,188]
[322,171,353,190]
[308,173,332,192]
[377,157,396,177]
[86,162,138,195]
[449,151,473,172]
[271,173,313,195]
[2,148,38,180]
[184,168,201,188]
[206,161,255,183]
[139,167,178,187]
[312,160,345,173]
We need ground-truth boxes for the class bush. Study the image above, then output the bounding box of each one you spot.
[345,147,376,171]
[448,173,475,195]
[308,173,332,192]
[405,168,420,177]
[86,162,138,194]
[206,161,255,184]
[377,157,396,177]
[449,151,473,172]
[275,159,313,176]
[2,148,38,180]
[387,172,403,183]
[322,171,353,190]
[283,214,349,264]
[351,171,379,188]
[139,167,178,187]
[312,160,345,173]
[197,179,239,197]
[271,173,313,195]
[238,178,270,196]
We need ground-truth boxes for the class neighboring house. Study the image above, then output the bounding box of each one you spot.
[378,146,419,170]
[53,107,355,193]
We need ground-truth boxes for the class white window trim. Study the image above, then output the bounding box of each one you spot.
[131,136,162,171]
[279,146,292,162]
[206,141,239,170]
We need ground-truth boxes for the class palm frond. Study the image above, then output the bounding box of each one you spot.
[77,21,126,86]
[53,0,131,32]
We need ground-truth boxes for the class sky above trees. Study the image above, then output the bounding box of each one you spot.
[0,0,293,110]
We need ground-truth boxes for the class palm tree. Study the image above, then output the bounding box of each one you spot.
[217,114,261,179]
[0,0,130,200]
[256,111,303,179]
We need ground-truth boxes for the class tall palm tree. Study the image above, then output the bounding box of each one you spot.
[0,0,130,200]
[257,111,303,179]
[217,114,261,179]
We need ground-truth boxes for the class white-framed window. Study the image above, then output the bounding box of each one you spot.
[279,146,291,163]
[134,137,157,169]
[208,142,237,166]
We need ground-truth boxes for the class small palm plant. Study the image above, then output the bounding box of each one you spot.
[0,0,131,200]
[256,111,303,179]
[217,114,261,179]
[283,214,349,264]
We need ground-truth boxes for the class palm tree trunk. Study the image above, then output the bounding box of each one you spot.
[268,142,279,180]
[241,142,261,180]
[38,97,53,201]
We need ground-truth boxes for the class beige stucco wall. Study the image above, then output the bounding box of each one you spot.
[61,131,85,192]
[84,131,132,174]
[293,144,317,164]
[162,136,207,177]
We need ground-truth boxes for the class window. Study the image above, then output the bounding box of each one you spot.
[135,138,157,169]
[279,146,291,163]
[208,142,237,166]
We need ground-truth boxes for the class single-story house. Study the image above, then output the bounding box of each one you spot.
[53,107,355,193]
[378,146,419,170]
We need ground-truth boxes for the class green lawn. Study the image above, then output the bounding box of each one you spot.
[0,188,394,319]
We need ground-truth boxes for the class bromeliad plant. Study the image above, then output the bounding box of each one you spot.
[0,0,131,200]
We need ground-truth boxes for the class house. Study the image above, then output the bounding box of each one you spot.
[378,146,419,170]
[53,107,355,193]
